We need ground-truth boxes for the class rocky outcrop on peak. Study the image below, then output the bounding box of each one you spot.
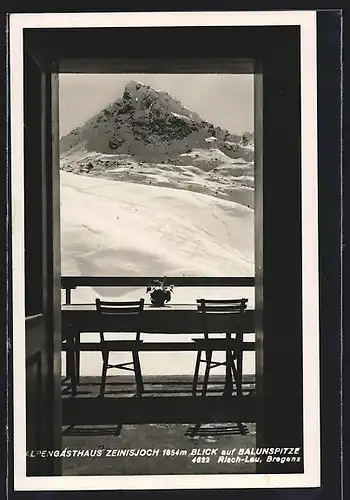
[60,81,254,208]
[60,80,254,163]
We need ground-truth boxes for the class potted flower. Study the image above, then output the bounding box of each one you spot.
[146,277,174,307]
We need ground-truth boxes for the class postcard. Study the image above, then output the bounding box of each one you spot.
[9,10,320,490]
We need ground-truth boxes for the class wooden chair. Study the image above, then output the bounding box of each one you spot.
[95,298,145,398]
[192,298,248,397]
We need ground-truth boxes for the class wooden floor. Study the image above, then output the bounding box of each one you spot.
[61,375,257,476]
[62,374,256,398]
[62,375,257,425]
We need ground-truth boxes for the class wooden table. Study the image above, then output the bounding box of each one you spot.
[61,303,255,397]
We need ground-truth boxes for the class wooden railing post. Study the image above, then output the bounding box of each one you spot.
[61,285,76,305]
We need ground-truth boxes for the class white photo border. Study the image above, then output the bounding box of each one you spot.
[9,10,320,491]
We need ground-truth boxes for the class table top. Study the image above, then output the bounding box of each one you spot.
[61,303,254,335]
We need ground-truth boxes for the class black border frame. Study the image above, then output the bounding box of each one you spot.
[4,7,344,500]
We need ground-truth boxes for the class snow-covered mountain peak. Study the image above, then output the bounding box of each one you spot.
[60,81,254,162]
[60,82,254,208]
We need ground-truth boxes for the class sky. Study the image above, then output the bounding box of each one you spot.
[59,74,254,138]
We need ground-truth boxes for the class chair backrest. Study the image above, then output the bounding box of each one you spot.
[196,298,248,314]
[95,298,145,342]
[196,298,248,338]
[96,298,145,315]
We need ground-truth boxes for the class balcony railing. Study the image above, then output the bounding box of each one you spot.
[61,276,255,305]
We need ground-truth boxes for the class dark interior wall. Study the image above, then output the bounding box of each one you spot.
[25,26,292,72]
[257,36,303,471]
[24,51,51,475]
[24,50,62,476]
[24,52,44,317]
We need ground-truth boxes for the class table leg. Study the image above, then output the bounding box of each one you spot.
[75,331,80,384]
[65,328,74,380]
[236,330,243,397]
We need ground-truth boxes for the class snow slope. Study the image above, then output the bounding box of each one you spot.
[60,149,254,208]
[61,170,254,281]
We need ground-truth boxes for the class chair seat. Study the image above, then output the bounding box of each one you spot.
[99,340,143,351]
[191,338,239,351]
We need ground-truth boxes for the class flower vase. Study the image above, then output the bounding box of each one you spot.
[150,289,170,307]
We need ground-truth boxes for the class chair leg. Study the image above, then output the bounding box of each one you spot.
[223,349,234,396]
[228,351,243,397]
[192,350,202,396]
[132,350,143,397]
[100,351,109,398]
[202,350,212,396]
[225,350,240,397]
[227,351,245,434]
[235,351,243,397]
[229,354,239,387]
